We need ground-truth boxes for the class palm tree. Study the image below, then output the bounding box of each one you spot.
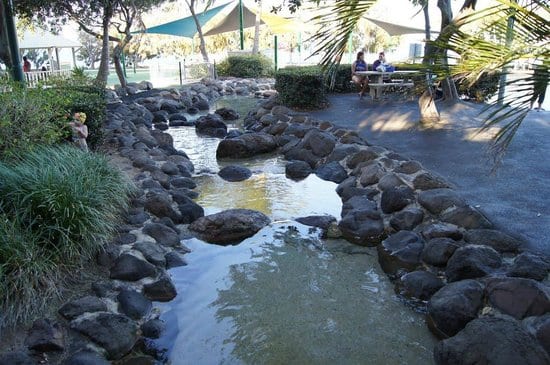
[310,0,549,159]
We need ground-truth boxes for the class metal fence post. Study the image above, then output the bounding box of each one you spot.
[179,61,183,85]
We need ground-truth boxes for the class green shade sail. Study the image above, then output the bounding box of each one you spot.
[141,3,228,38]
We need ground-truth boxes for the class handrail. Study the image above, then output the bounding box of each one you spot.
[24,70,72,88]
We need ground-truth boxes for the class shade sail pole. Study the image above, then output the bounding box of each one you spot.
[239,0,244,50]
[2,0,24,82]
[274,35,278,71]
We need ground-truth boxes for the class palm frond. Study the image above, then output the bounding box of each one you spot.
[308,0,378,68]
[434,0,549,161]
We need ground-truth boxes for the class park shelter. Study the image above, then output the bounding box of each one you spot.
[18,30,81,70]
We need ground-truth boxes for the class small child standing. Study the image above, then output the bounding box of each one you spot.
[68,112,89,151]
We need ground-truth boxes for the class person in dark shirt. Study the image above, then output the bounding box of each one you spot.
[373,52,386,71]
[22,56,31,72]
[351,51,369,98]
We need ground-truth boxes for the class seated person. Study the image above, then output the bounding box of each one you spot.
[373,52,395,73]
[351,51,369,98]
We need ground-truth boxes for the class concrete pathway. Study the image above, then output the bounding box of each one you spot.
[309,94,550,256]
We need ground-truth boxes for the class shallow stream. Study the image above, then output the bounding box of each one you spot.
[153,96,436,364]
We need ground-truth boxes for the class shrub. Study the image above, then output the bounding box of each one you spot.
[217,54,274,78]
[456,72,500,102]
[0,145,134,326]
[0,76,105,157]
[275,66,328,109]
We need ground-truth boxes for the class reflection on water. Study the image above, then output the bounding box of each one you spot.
[157,95,436,365]
[155,224,435,365]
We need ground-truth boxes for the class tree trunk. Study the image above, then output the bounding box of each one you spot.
[96,3,113,85]
[419,89,440,124]
[113,44,127,89]
[421,0,433,63]
[252,0,262,54]
[0,1,14,72]
[437,0,459,101]
[189,0,209,63]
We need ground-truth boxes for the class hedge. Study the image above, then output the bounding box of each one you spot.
[275,66,328,108]
[217,54,274,78]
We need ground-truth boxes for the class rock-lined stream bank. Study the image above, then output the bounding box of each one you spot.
[1,77,548,364]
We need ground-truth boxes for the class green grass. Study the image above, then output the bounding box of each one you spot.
[0,145,134,327]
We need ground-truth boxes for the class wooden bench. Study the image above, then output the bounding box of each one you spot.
[369,82,414,99]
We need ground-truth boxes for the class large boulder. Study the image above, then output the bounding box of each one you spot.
[315,162,348,183]
[24,319,64,352]
[434,317,550,365]
[346,149,379,169]
[296,129,337,157]
[142,223,180,247]
[109,254,157,281]
[285,160,312,180]
[215,107,239,120]
[195,113,227,138]
[61,350,110,365]
[117,290,152,320]
[441,206,493,229]
[445,245,501,282]
[339,197,384,246]
[389,208,424,231]
[418,188,466,215]
[464,229,523,253]
[189,209,270,245]
[486,277,550,319]
[218,165,252,182]
[427,279,485,338]
[508,252,549,281]
[377,231,425,276]
[217,133,277,159]
[380,186,415,214]
[144,194,182,223]
[421,237,461,267]
[143,275,177,302]
[58,296,107,320]
[413,173,450,190]
[397,270,445,301]
[295,215,337,230]
[71,313,139,360]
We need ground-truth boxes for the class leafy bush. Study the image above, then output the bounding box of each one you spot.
[456,72,500,102]
[0,76,105,157]
[217,54,274,78]
[275,66,328,109]
[0,145,133,327]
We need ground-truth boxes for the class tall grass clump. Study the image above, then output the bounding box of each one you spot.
[0,213,61,327]
[0,145,134,262]
[0,145,134,327]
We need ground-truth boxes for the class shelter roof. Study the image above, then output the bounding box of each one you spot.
[19,30,81,49]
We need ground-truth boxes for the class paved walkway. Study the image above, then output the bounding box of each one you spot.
[309,94,550,256]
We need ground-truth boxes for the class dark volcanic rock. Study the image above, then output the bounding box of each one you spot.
[377,231,425,276]
[427,279,485,338]
[71,313,139,360]
[143,223,180,247]
[346,149,379,169]
[418,188,466,215]
[61,350,110,365]
[315,161,348,183]
[134,241,167,267]
[296,129,337,157]
[217,133,277,159]
[141,319,165,339]
[398,270,445,301]
[508,252,549,281]
[389,208,424,231]
[0,351,35,365]
[110,254,157,281]
[420,222,463,241]
[178,202,205,224]
[377,173,406,191]
[285,160,312,180]
[464,229,523,253]
[486,277,550,319]
[422,237,461,267]
[165,251,187,269]
[195,113,227,138]
[117,290,152,320]
[358,163,385,186]
[523,314,550,355]
[24,319,64,352]
[189,209,271,245]
[143,275,177,302]
[434,317,550,365]
[380,186,415,214]
[170,176,197,189]
[58,296,107,320]
[326,144,360,163]
[441,206,493,229]
[339,197,384,246]
[295,215,337,230]
[445,245,501,282]
[144,194,181,223]
[218,165,252,182]
[413,173,450,190]
[215,107,239,120]
[394,160,422,174]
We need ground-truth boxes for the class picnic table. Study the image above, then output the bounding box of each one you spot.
[355,70,418,99]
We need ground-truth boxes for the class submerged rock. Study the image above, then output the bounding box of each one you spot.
[189,209,271,245]
[218,165,252,182]
[216,133,277,159]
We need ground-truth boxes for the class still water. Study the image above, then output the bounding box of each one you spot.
[154,97,436,364]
